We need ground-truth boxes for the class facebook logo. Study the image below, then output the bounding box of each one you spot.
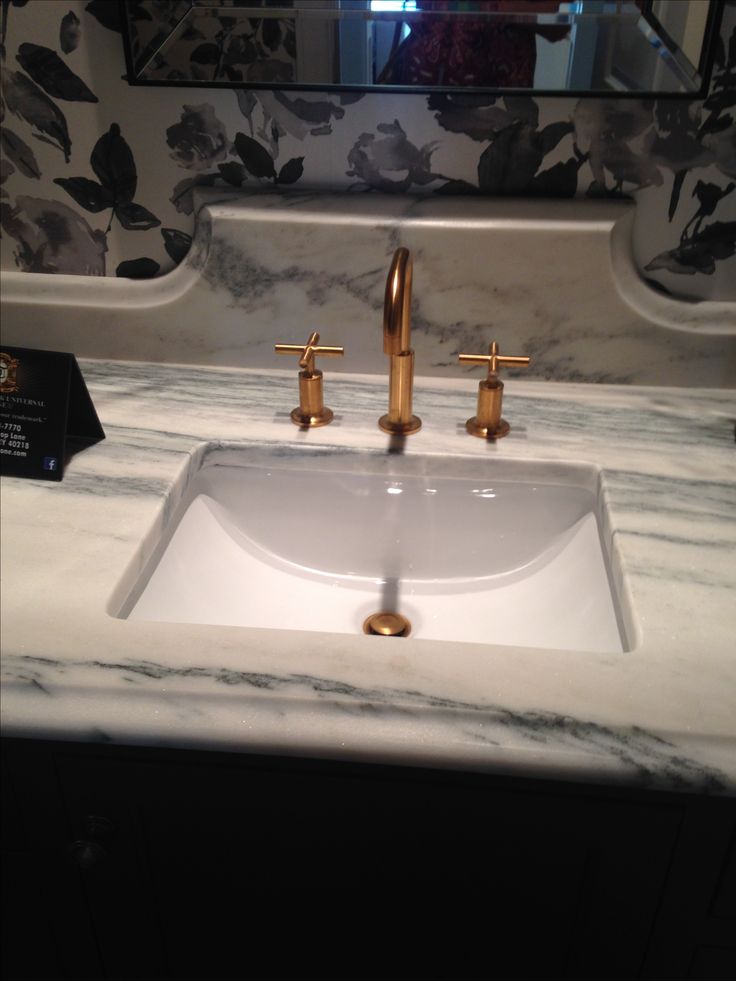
[43,457,58,472]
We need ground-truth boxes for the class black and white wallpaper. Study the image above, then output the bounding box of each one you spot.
[1,0,734,300]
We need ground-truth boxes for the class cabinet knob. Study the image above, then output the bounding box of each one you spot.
[68,815,115,869]
[68,839,108,869]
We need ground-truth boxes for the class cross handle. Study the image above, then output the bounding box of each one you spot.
[275,331,344,376]
[458,341,530,382]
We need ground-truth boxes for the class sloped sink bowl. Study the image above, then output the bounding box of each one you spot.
[116,445,629,653]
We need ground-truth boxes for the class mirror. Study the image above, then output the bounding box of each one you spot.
[121,1,723,96]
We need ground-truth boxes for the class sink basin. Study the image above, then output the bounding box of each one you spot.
[116,445,629,653]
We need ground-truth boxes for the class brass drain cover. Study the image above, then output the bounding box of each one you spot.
[363,612,411,637]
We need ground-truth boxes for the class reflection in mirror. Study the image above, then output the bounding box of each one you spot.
[121,1,722,96]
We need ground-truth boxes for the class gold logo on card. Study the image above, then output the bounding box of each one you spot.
[0,353,20,394]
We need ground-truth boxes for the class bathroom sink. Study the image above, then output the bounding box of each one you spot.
[116,445,628,654]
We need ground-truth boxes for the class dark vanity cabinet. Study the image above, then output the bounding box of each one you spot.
[2,739,734,980]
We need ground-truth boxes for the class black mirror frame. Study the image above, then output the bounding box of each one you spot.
[118,0,725,101]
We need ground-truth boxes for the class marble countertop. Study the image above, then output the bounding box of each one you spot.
[1,360,735,794]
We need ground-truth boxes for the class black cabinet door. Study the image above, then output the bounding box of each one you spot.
[55,749,682,980]
[1,744,103,981]
[642,801,736,980]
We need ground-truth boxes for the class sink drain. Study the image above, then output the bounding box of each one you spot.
[362,612,411,637]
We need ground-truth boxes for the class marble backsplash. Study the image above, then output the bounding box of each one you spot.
[3,191,734,387]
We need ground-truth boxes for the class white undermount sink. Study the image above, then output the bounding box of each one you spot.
[116,445,629,654]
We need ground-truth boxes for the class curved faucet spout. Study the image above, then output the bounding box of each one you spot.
[383,247,413,355]
[379,248,421,436]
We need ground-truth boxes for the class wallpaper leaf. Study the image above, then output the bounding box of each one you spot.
[190,43,220,66]
[682,180,736,238]
[1,68,71,161]
[702,122,736,179]
[539,120,574,156]
[668,169,687,222]
[116,201,161,231]
[261,17,281,53]
[85,0,121,33]
[272,91,345,135]
[428,93,513,142]
[54,124,160,233]
[503,95,539,129]
[528,158,580,197]
[91,123,137,204]
[282,23,296,60]
[59,10,81,54]
[647,115,713,176]
[435,179,479,195]
[169,174,218,216]
[699,110,734,136]
[0,159,16,190]
[703,88,736,115]
[53,175,115,212]
[277,156,304,185]
[235,90,258,135]
[16,43,98,102]
[129,3,154,22]
[222,65,243,83]
[436,105,579,197]
[217,161,247,187]
[234,132,276,180]
[645,221,736,275]
[116,257,160,278]
[223,33,258,72]
[180,22,205,42]
[161,227,192,263]
[477,122,542,193]
[0,127,40,179]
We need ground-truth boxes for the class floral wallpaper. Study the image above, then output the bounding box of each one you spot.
[1,0,734,300]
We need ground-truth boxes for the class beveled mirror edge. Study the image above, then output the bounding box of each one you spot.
[118,0,725,99]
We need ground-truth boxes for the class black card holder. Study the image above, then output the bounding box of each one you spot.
[0,346,105,482]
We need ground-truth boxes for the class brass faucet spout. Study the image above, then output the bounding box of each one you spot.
[383,247,413,355]
[379,248,421,436]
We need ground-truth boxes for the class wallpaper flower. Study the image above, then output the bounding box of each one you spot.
[0,0,734,301]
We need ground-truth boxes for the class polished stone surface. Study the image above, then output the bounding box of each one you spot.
[2,193,735,386]
[2,361,734,792]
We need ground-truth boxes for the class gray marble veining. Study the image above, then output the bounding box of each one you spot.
[1,361,734,792]
[2,193,735,386]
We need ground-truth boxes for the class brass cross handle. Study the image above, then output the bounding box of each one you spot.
[458,341,530,382]
[274,331,344,427]
[458,341,531,439]
[275,331,344,378]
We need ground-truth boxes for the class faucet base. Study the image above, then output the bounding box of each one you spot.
[466,416,510,439]
[290,407,334,428]
[378,414,422,436]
